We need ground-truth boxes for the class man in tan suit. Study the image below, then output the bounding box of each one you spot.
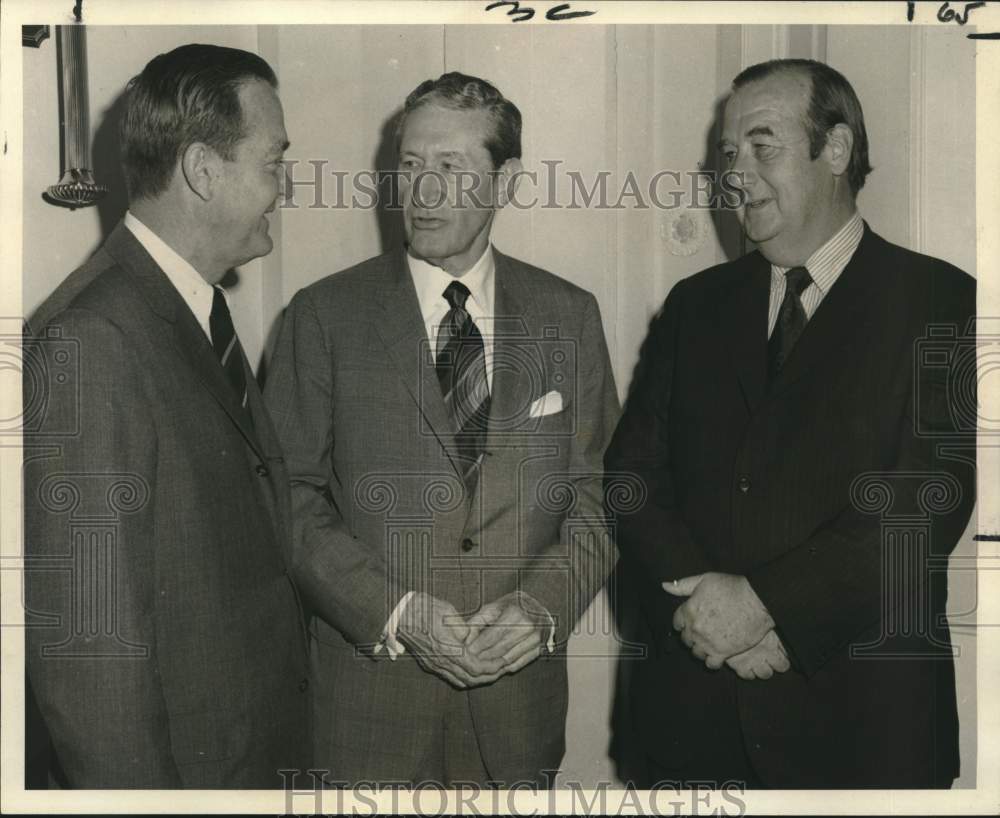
[266,72,619,785]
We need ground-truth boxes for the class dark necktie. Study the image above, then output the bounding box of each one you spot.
[767,265,813,380]
[209,287,248,409]
[436,280,491,488]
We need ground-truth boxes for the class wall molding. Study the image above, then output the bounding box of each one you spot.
[810,24,828,61]
[772,25,791,59]
[908,26,926,254]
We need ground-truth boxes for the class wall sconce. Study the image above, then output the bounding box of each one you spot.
[41,19,108,209]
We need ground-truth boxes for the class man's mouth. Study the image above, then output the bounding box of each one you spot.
[412,215,446,229]
[745,197,771,210]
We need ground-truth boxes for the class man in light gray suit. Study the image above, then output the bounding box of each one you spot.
[24,44,309,788]
[265,72,619,786]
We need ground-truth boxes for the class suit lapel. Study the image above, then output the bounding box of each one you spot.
[768,224,879,395]
[171,303,266,461]
[720,251,771,415]
[487,250,536,447]
[101,222,267,464]
[372,249,464,480]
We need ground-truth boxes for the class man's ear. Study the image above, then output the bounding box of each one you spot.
[180,142,221,201]
[495,157,523,208]
[823,123,853,180]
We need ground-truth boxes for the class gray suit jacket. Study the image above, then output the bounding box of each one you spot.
[265,247,619,783]
[24,222,311,788]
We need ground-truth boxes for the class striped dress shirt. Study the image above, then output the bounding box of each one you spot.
[767,211,864,338]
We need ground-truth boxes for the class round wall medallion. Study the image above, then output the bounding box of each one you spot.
[660,208,710,256]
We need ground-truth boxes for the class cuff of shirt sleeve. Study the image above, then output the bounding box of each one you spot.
[515,590,555,654]
[374,590,415,660]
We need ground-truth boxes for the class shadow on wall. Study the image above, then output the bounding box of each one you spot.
[89,87,130,253]
[373,105,406,255]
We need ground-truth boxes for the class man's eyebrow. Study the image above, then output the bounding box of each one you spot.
[716,125,776,151]
[397,148,469,161]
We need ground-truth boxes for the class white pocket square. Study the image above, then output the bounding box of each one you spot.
[528,390,564,418]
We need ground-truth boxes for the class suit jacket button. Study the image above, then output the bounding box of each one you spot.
[255,464,269,477]
[298,678,309,692]
[461,538,476,552]
[737,476,751,493]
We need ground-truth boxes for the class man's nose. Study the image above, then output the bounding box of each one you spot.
[278,162,293,207]
[411,170,447,210]
[723,161,754,206]
[727,154,756,189]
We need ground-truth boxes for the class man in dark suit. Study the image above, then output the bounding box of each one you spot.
[605,59,976,788]
[24,44,310,788]
[265,72,619,786]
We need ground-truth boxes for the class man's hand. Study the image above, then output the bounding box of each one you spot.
[396,593,504,688]
[464,592,551,675]
[725,629,790,680]
[662,573,774,668]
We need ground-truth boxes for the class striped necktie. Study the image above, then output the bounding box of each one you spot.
[436,280,490,490]
[209,287,248,409]
[767,265,814,380]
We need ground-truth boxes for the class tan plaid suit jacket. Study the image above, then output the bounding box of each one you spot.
[265,247,620,784]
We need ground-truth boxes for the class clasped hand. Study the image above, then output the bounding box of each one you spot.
[663,572,790,680]
[397,591,550,689]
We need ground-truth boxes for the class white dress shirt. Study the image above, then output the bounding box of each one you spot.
[767,210,864,337]
[124,211,219,340]
[408,243,496,390]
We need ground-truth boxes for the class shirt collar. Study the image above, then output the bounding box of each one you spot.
[124,210,216,338]
[407,243,495,322]
[771,210,864,295]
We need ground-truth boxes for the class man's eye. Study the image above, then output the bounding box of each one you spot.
[400,159,420,170]
[753,144,777,159]
[722,150,737,164]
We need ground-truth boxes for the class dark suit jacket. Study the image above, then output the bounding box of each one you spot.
[265,247,619,784]
[605,225,976,788]
[23,222,311,788]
